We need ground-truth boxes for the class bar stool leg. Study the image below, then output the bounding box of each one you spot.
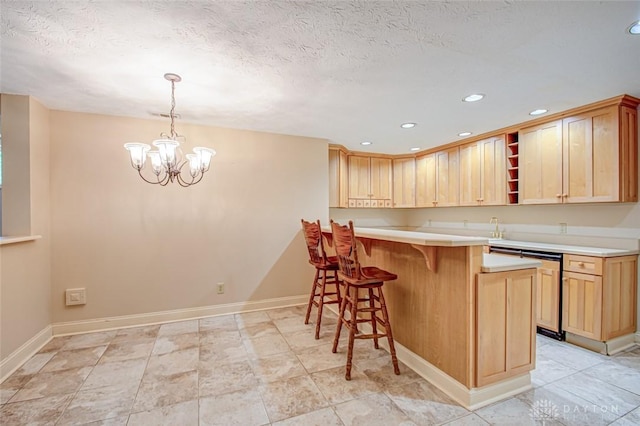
[368,288,379,349]
[304,269,320,325]
[314,270,328,339]
[345,286,359,381]
[332,284,349,354]
[378,288,400,375]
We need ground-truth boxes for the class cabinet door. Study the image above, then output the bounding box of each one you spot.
[520,120,563,204]
[536,259,561,332]
[480,136,507,206]
[393,157,416,207]
[459,142,481,206]
[602,256,637,340]
[348,155,370,199]
[562,271,603,340]
[416,154,437,207]
[436,147,459,207]
[329,149,348,208]
[476,269,536,387]
[370,157,392,201]
[563,106,619,203]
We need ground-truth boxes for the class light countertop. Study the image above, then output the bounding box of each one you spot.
[481,253,541,273]
[488,239,639,257]
[324,226,489,247]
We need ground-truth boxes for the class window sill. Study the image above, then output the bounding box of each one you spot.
[0,235,42,246]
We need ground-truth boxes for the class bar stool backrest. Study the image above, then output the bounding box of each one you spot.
[301,219,329,266]
[330,220,361,280]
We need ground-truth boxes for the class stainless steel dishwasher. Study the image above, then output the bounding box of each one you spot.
[489,246,565,340]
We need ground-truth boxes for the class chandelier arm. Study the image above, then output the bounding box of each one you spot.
[137,168,169,185]
[175,170,201,187]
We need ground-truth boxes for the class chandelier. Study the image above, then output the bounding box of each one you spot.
[124,73,216,187]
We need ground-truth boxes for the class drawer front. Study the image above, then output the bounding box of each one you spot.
[563,254,603,275]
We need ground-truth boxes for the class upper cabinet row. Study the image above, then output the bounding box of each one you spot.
[329,96,639,208]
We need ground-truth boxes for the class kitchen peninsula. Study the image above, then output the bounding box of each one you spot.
[323,226,541,409]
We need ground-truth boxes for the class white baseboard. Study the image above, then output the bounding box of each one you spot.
[52,295,308,336]
[565,332,637,355]
[324,305,530,410]
[0,325,52,383]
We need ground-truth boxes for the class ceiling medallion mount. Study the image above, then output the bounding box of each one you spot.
[124,73,216,187]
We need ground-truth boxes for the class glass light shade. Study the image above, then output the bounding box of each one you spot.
[124,143,151,169]
[193,147,216,171]
[152,139,180,167]
[147,151,163,175]
[185,153,201,177]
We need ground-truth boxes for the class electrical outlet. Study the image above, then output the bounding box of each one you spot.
[559,223,567,234]
[65,288,86,306]
[217,282,225,294]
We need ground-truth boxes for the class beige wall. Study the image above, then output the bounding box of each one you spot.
[0,95,52,359]
[49,111,326,323]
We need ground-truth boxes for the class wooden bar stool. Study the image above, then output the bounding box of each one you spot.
[329,220,400,380]
[301,219,342,339]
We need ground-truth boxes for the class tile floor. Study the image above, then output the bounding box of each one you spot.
[1,305,640,425]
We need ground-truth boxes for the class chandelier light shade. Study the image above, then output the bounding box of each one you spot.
[124,73,216,187]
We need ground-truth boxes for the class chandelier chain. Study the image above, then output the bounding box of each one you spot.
[170,79,177,139]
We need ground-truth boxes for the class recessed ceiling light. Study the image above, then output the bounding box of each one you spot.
[400,122,416,129]
[361,141,372,146]
[463,93,485,102]
[529,109,548,116]
[458,131,472,137]
[410,147,420,152]
[628,20,640,35]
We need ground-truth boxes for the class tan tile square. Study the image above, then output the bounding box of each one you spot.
[37,336,72,353]
[200,340,249,365]
[310,366,381,405]
[356,355,421,389]
[199,315,238,333]
[81,358,147,390]
[10,367,93,402]
[235,311,271,329]
[132,370,198,413]
[145,348,199,378]
[200,388,269,426]
[12,352,55,376]
[295,342,345,373]
[61,331,117,351]
[259,375,328,422]
[271,407,343,426]
[127,399,198,426]
[152,332,199,355]
[98,338,155,364]
[266,305,308,321]
[199,329,242,345]
[243,334,290,358]
[158,320,199,336]
[385,380,469,425]
[41,345,107,372]
[0,393,73,424]
[249,351,307,383]
[199,360,259,397]
[111,325,160,343]
[239,321,280,339]
[1,374,35,405]
[57,383,138,424]
[333,392,416,425]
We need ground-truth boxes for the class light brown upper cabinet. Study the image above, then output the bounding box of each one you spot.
[329,147,348,208]
[520,104,638,204]
[459,136,507,206]
[392,157,416,208]
[347,155,392,208]
[416,147,460,207]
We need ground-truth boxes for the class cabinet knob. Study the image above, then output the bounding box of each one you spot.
[563,194,568,198]
[578,262,585,267]
[556,194,562,198]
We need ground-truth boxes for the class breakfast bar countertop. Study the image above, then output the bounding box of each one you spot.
[323,226,489,247]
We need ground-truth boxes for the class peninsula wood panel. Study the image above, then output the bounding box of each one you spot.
[520,120,563,204]
[393,157,416,207]
[602,255,637,340]
[476,268,536,387]
[416,154,436,207]
[365,241,483,388]
[536,259,561,333]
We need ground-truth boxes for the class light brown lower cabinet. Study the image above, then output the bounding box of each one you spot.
[536,259,561,332]
[562,254,637,341]
[476,268,536,387]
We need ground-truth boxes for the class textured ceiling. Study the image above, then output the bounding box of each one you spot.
[1,1,639,154]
